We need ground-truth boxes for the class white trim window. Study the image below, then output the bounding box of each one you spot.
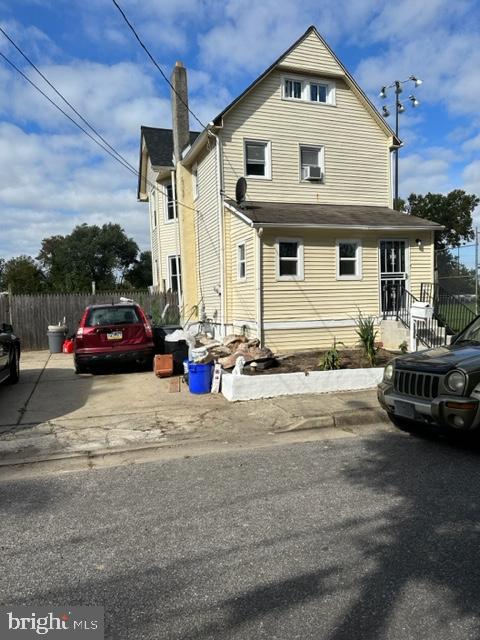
[282,75,335,105]
[150,191,157,229]
[276,238,304,281]
[300,145,324,181]
[168,255,182,293]
[336,240,362,280]
[192,164,198,200]
[237,242,246,281]
[245,140,271,179]
[165,183,176,221]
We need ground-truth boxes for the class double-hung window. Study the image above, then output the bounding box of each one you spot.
[276,238,304,281]
[237,242,246,281]
[150,191,157,228]
[336,240,362,280]
[300,145,324,181]
[284,79,302,99]
[165,183,176,221]
[168,255,182,293]
[309,83,328,103]
[245,140,271,179]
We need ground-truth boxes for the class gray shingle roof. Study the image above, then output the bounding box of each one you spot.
[141,126,200,168]
[226,200,443,229]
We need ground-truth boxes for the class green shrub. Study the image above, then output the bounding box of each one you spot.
[319,339,344,370]
[355,311,378,367]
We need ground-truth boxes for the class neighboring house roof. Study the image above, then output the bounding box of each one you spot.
[225,200,443,230]
[210,25,400,148]
[137,126,200,200]
[142,126,200,169]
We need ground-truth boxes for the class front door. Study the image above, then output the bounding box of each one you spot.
[380,240,408,315]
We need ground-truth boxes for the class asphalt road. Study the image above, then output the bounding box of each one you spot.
[2,429,480,639]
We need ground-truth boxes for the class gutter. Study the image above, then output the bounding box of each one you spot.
[248,223,444,231]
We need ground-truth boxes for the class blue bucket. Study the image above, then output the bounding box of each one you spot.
[188,361,213,394]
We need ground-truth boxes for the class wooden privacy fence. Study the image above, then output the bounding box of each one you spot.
[0,291,180,351]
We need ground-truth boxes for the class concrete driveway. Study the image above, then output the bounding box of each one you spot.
[0,351,386,475]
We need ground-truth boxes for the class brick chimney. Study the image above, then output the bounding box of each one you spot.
[171,61,190,164]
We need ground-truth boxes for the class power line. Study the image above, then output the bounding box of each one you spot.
[111,0,206,132]
[0,52,138,177]
[0,26,139,176]
[0,51,199,213]
[111,0,243,188]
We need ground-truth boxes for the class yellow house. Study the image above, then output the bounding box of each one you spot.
[139,26,441,352]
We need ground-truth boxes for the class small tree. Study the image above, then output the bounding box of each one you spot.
[407,190,479,250]
[2,256,45,293]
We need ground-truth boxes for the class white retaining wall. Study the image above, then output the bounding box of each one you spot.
[221,367,384,402]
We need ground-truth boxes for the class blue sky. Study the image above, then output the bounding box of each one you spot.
[1,0,479,259]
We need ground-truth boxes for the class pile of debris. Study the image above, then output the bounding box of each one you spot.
[193,334,276,370]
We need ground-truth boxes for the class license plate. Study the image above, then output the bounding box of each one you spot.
[394,400,416,420]
[107,331,123,341]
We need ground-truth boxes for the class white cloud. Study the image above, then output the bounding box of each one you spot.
[400,150,453,196]
[0,123,148,259]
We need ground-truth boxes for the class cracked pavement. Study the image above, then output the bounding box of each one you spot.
[0,351,385,467]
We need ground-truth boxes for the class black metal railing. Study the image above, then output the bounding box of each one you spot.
[381,281,446,349]
[420,282,476,335]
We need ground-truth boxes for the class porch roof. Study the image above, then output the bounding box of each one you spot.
[225,200,443,231]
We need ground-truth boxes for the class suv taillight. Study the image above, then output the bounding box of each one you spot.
[144,322,153,338]
[76,327,84,337]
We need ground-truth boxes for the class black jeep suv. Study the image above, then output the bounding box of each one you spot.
[378,314,480,433]
[0,323,20,385]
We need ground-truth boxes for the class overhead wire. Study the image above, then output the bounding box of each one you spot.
[0,50,199,213]
[0,26,139,176]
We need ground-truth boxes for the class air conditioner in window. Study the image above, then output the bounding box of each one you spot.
[305,166,323,180]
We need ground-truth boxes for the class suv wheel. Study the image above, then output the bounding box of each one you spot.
[6,348,19,385]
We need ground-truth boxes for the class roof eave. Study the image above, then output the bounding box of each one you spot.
[249,222,443,230]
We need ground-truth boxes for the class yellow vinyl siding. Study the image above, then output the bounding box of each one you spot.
[264,326,367,352]
[260,228,434,351]
[195,143,222,322]
[408,231,435,299]
[221,70,391,207]
[278,30,342,76]
[224,208,257,327]
[176,162,198,317]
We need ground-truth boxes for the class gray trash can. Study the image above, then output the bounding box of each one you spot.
[47,325,67,353]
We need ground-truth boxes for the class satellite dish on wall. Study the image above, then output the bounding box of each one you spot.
[235,177,247,206]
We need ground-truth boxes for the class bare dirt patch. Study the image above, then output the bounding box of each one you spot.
[244,349,396,376]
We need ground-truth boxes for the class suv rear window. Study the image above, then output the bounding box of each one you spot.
[86,306,141,327]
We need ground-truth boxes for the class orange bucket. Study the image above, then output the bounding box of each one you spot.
[154,354,174,378]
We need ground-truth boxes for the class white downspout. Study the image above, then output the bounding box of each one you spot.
[256,227,264,345]
[208,126,225,336]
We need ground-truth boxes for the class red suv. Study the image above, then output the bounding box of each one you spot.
[74,303,154,373]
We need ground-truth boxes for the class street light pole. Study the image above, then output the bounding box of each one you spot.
[394,81,400,204]
[379,76,422,209]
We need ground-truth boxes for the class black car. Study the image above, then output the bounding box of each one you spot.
[0,323,20,385]
[378,315,480,433]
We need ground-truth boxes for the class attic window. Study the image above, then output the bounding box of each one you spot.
[282,76,335,106]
